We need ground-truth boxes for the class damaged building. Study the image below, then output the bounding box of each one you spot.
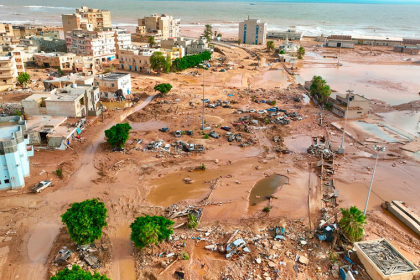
[331,92,370,119]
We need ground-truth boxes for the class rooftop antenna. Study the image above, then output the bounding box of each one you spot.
[338,89,354,154]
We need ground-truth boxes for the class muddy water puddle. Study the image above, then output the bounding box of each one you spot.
[128,120,169,131]
[147,169,224,207]
[378,110,420,137]
[249,175,289,206]
[193,241,225,261]
[27,223,60,262]
[284,135,312,153]
[252,70,290,88]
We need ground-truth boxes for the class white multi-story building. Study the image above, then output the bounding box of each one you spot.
[94,72,131,98]
[66,30,117,64]
[239,18,267,45]
[161,37,213,55]
[0,116,34,190]
[133,14,180,42]
[113,29,132,54]
[0,54,23,91]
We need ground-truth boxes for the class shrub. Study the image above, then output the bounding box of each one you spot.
[56,168,63,178]
[187,214,198,229]
[263,207,271,213]
[200,163,206,170]
[50,264,110,280]
[104,122,132,148]
[154,83,172,95]
[181,252,189,260]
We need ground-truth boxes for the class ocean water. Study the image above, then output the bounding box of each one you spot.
[1,0,420,38]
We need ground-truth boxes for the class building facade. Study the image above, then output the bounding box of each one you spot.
[0,116,34,190]
[331,93,370,119]
[66,30,116,63]
[239,18,267,45]
[95,72,131,98]
[62,6,112,34]
[267,29,302,40]
[161,37,212,55]
[0,55,18,91]
[133,14,180,41]
[326,35,355,49]
[393,45,420,55]
[117,47,155,73]
[33,52,76,71]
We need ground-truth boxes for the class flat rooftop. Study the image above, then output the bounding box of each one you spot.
[0,116,23,141]
[337,93,369,102]
[25,115,67,133]
[35,52,75,58]
[353,35,403,41]
[97,72,130,81]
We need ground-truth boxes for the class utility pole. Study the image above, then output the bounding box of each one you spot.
[371,29,376,54]
[201,69,205,130]
[363,145,385,215]
[338,89,353,154]
[337,40,342,66]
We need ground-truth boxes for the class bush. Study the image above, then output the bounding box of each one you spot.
[187,214,198,229]
[17,72,30,87]
[56,168,63,178]
[200,163,206,170]
[130,215,174,249]
[263,207,271,213]
[51,265,110,280]
[203,133,209,139]
[181,252,189,260]
[154,83,172,95]
[339,206,367,242]
[15,110,22,116]
[61,199,108,245]
[104,122,132,148]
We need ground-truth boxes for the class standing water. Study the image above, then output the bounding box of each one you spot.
[249,175,289,206]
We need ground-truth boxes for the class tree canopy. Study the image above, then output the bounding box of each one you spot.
[150,52,171,73]
[104,122,132,148]
[310,76,331,104]
[50,265,110,280]
[130,215,174,249]
[61,199,108,245]
[237,39,241,45]
[202,24,213,42]
[172,51,211,71]
[148,36,156,47]
[340,206,367,242]
[154,83,172,95]
[298,46,306,59]
[17,72,30,87]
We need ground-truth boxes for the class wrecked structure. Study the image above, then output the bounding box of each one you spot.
[22,84,101,117]
[355,239,418,280]
[331,92,370,119]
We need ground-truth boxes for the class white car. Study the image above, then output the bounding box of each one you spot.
[249,109,256,113]
[162,144,171,152]
[258,109,267,114]
[32,180,52,193]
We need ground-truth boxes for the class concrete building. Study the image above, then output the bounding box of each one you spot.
[43,73,95,91]
[94,72,131,98]
[73,56,96,74]
[66,30,116,63]
[352,35,403,46]
[33,52,76,71]
[0,55,18,91]
[161,37,212,55]
[62,6,112,34]
[393,45,420,55]
[113,29,132,55]
[133,14,180,41]
[354,239,418,280]
[0,116,34,190]
[267,29,302,41]
[10,51,25,75]
[25,115,86,148]
[331,92,370,119]
[239,18,267,45]
[326,35,355,49]
[22,84,101,118]
[38,38,67,53]
[117,47,156,73]
[0,23,14,38]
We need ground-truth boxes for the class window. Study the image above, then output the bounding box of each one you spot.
[104,83,106,86]
[4,179,10,184]
[96,82,99,86]
[111,83,115,87]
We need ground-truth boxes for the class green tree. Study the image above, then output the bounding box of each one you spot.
[298,46,306,59]
[164,56,171,73]
[154,83,172,95]
[217,33,222,38]
[266,41,275,52]
[202,24,213,42]
[279,49,285,54]
[150,52,169,73]
[17,72,30,87]
[172,51,211,72]
[61,199,108,245]
[57,67,64,76]
[339,206,367,242]
[51,264,110,280]
[238,39,241,45]
[310,76,331,104]
[130,215,174,249]
[105,122,132,148]
[148,36,156,48]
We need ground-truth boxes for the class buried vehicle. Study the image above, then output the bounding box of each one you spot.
[32,180,52,193]
[159,127,169,132]
[209,131,220,139]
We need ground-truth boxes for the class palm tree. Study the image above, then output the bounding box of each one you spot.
[266,41,275,52]
[339,206,367,242]
[298,46,305,59]
[149,36,156,48]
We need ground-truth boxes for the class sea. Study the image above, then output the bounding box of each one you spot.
[1,0,420,38]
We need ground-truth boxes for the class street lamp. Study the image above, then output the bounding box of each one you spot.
[363,145,386,216]
[338,89,354,154]
[201,68,205,130]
